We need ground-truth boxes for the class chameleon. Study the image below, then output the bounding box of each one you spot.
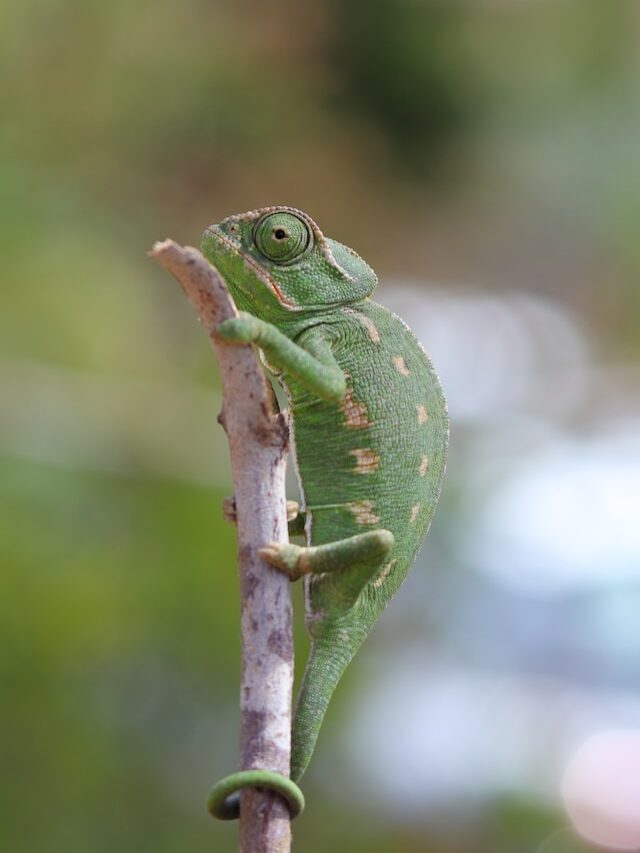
[203,206,448,818]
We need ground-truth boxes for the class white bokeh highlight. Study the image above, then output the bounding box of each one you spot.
[563,730,640,850]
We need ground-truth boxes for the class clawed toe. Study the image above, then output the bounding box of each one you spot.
[259,543,303,580]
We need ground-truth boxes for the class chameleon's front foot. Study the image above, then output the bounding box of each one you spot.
[214,313,261,344]
[260,529,394,584]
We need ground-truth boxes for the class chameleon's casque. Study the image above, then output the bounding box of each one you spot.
[202,206,448,797]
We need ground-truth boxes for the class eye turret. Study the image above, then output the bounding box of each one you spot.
[253,212,312,264]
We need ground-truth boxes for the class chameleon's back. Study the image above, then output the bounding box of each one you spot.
[286,298,448,779]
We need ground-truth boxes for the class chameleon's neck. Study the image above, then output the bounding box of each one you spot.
[233,289,371,340]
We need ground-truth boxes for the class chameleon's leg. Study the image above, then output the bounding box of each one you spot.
[222,497,304,537]
[259,530,394,583]
[215,314,346,402]
[261,530,394,781]
[285,532,396,780]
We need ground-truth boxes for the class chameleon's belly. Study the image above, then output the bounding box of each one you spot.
[287,301,448,599]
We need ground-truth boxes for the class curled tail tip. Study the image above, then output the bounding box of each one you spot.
[207,770,305,821]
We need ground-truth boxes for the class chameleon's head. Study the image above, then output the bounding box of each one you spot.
[201,206,377,317]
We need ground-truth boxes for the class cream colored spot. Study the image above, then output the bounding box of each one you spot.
[341,387,370,429]
[419,455,429,477]
[347,500,380,525]
[348,448,380,474]
[360,315,381,344]
[409,503,421,524]
[417,404,428,425]
[343,308,381,344]
[372,558,397,589]
[392,355,410,376]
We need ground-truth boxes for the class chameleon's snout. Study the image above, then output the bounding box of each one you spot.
[203,220,241,250]
[201,221,245,274]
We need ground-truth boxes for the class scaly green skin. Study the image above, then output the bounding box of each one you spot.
[202,206,448,806]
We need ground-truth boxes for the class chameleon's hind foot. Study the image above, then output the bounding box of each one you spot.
[260,529,394,582]
[259,542,305,580]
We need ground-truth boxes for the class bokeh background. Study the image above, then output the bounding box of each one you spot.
[2,1,640,851]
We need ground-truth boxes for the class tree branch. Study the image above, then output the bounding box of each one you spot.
[149,240,294,853]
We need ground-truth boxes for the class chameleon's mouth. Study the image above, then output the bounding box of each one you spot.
[204,225,297,309]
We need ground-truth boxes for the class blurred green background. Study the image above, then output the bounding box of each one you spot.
[3,1,640,851]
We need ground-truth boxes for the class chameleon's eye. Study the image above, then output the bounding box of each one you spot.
[253,212,312,264]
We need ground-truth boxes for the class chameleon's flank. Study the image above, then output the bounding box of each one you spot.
[203,206,448,819]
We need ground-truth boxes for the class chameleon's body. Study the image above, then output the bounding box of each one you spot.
[202,207,448,803]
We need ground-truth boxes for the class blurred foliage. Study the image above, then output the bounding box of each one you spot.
[2,0,639,850]
[331,0,480,166]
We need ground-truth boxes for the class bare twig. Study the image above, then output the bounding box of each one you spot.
[149,240,294,852]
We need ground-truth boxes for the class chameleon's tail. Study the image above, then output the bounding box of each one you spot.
[291,623,367,782]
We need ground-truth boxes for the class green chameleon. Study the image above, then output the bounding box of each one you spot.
[203,206,448,819]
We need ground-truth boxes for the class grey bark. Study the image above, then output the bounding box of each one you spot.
[150,240,294,852]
